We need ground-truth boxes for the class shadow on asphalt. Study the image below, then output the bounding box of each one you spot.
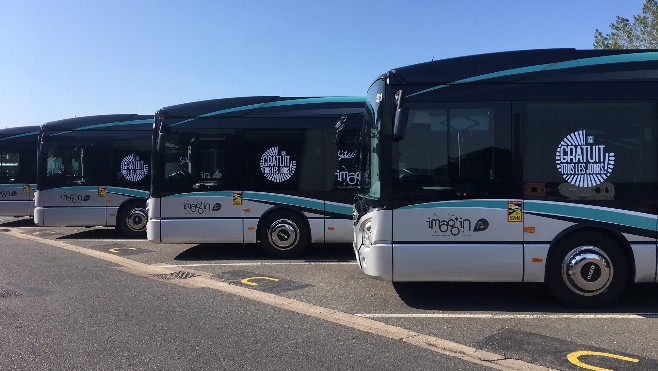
[55,228,145,240]
[174,242,355,262]
[0,217,34,227]
[393,281,658,313]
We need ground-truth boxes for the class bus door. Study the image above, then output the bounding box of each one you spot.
[160,131,245,243]
[41,143,107,226]
[391,103,523,281]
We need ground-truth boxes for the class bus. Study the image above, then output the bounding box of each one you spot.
[147,96,364,257]
[0,126,39,217]
[353,49,658,307]
[34,114,153,237]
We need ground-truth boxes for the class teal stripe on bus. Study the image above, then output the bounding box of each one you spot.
[42,186,98,192]
[171,96,366,126]
[408,51,658,97]
[0,131,39,141]
[106,187,149,198]
[400,199,657,232]
[167,191,234,198]
[324,203,353,216]
[51,119,153,136]
[399,199,510,210]
[525,200,657,232]
[243,192,325,211]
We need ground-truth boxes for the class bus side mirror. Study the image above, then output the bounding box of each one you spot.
[156,132,166,153]
[393,108,408,141]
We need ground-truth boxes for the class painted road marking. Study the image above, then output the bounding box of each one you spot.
[7,228,551,371]
[478,328,658,371]
[108,247,138,253]
[356,313,658,319]
[214,270,311,294]
[567,351,639,371]
[241,276,280,286]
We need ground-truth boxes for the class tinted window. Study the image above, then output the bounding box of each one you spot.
[0,152,20,183]
[162,131,242,193]
[394,103,512,204]
[109,137,151,189]
[42,143,103,187]
[524,101,656,209]
[244,129,324,192]
[334,127,361,191]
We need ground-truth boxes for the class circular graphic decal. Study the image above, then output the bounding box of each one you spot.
[555,130,615,187]
[121,154,149,182]
[260,147,297,182]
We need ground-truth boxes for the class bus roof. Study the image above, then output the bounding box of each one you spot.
[0,125,41,141]
[157,96,365,127]
[385,49,658,95]
[41,114,153,132]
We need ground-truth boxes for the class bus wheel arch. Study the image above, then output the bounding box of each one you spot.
[545,227,632,307]
[257,208,310,258]
[116,199,148,238]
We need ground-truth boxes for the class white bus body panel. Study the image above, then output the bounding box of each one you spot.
[34,188,106,226]
[34,188,143,227]
[356,201,658,284]
[354,209,394,280]
[149,192,353,245]
[0,184,35,217]
[391,201,524,282]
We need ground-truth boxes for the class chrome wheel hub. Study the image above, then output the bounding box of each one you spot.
[267,219,299,250]
[126,208,148,232]
[562,246,613,296]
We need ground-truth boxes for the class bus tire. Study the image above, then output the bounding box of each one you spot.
[546,232,629,308]
[117,201,148,238]
[258,212,309,258]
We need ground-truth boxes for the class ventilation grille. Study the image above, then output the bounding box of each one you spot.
[152,271,199,280]
[0,286,21,299]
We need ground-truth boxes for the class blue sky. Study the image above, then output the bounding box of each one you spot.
[0,0,647,128]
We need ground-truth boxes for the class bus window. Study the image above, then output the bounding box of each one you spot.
[163,132,242,192]
[395,104,512,203]
[0,152,19,183]
[43,145,100,187]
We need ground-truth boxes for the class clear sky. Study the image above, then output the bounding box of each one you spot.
[0,0,647,128]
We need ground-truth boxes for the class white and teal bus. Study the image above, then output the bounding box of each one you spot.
[34,115,153,237]
[0,126,39,217]
[353,49,658,307]
[147,96,364,257]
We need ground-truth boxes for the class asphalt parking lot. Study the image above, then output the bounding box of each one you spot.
[2,216,658,370]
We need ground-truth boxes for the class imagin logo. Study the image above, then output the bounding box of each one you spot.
[0,190,18,198]
[60,193,90,203]
[121,154,149,182]
[183,201,221,214]
[555,130,615,187]
[426,213,489,236]
[335,166,360,186]
[260,147,297,182]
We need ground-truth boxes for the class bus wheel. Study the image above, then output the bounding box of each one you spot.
[118,201,148,238]
[547,233,629,308]
[258,212,309,258]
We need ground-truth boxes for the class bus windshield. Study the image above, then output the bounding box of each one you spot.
[360,79,384,203]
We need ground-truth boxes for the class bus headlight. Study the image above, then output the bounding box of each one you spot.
[361,218,372,248]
